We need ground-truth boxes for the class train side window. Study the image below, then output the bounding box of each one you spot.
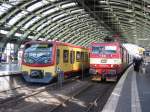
[127,54,129,63]
[63,50,69,63]
[76,51,81,62]
[121,47,124,63]
[85,53,88,62]
[56,49,60,65]
[81,52,84,61]
[70,51,75,64]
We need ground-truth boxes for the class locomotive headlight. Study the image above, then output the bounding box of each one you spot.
[111,64,114,68]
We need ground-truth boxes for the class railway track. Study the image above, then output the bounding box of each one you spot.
[86,83,115,112]
[0,75,45,103]
[49,82,115,112]
[0,83,50,105]
[0,76,115,112]
[0,76,80,109]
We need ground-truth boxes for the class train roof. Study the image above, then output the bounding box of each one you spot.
[24,40,88,50]
[91,42,121,46]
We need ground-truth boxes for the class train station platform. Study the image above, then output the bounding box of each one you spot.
[102,64,150,112]
[0,64,21,76]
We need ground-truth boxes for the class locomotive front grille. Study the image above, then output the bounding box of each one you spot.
[30,70,44,79]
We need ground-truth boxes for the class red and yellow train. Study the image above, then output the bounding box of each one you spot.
[21,41,89,83]
[89,42,131,81]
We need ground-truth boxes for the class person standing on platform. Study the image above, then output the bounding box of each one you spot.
[0,52,2,66]
[133,54,144,72]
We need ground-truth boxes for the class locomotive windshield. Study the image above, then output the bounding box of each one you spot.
[23,43,53,64]
[92,46,117,54]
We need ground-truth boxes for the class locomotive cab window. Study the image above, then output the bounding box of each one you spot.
[92,46,117,54]
[63,50,69,63]
[92,47,99,54]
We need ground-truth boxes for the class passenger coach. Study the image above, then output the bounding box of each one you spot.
[89,42,131,81]
[21,41,89,83]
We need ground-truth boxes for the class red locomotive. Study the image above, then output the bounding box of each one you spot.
[89,42,131,81]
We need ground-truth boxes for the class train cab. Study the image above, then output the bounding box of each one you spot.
[21,41,89,83]
[89,42,129,82]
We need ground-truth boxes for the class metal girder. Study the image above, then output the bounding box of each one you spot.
[7,3,78,37]
[34,14,90,39]
[0,0,150,48]
[41,15,99,40]
[75,0,113,31]
[41,9,105,42]
[71,31,104,45]
[0,0,37,26]
[46,22,103,43]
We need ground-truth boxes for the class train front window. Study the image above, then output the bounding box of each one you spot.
[24,43,53,64]
[92,47,100,54]
[92,46,117,54]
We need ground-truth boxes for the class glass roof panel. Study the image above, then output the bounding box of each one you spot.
[38,38,45,41]
[8,10,28,26]
[0,30,8,35]
[42,7,59,16]
[42,0,49,4]
[15,32,22,37]
[23,16,41,29]
[52,13,67,21]
[36,20,51,31]
[70,9,84,13]
[28,35,34,38]
[61,2,77,9]
[27,1,47,12]
[0,3,12,16]
[9,0,23,5]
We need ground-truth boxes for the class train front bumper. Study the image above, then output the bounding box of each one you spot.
[22,71,53,83]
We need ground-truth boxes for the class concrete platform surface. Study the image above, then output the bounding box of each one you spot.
[0,64,21,76]
[102,64,150,112]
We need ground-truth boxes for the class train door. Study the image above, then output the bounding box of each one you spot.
[63,48,70,74]
[56,49,60,65]
[70,50,75,72]
[121,47,124,64]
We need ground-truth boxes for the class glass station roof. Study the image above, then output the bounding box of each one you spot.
[0,0,150,49]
